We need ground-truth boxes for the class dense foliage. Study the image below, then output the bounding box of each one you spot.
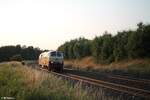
[58,23,150,63]
[58,38,92,59]
[0,45,42,62]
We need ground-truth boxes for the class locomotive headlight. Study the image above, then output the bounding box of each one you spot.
[51,61,54,63]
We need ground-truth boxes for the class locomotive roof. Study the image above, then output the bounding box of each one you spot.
[40,50,62,55]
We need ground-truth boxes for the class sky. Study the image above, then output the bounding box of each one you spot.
[0,0,150,50]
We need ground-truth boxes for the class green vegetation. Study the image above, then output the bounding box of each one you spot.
[58,38,92,59]
[0,62,118,100]
[58,22,150,64]
[0,45,42,62]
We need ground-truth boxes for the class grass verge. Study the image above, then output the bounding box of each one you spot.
[0,61,118,100]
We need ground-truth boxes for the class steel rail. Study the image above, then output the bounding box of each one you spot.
[39,67,150,99]
[51,71,150,99]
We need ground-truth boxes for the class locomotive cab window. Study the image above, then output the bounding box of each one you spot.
[57,52,62,57]
[51,52,56,57]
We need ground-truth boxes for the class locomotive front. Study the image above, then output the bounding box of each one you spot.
[48,51,64,72]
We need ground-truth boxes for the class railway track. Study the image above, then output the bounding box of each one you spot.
[109,74,150,85]
[64,68,150,84]
[25,62,150,99]
[64,68,150,91]
[38,67,150,99]
[26,61,150,87]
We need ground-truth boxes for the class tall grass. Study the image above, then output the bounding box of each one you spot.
[0,62,118,100]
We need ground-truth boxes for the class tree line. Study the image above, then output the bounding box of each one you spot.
[58,22,150,64]
[58,38,92,59]
[0,45,42,62]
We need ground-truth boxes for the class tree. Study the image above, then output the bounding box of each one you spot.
[100,34,114,63]
[0,45,42,62]
[113,31,129,61]
[92,36,103,63]
[57,22,150,64]
[127,23,144,58]
[140,24,150,57]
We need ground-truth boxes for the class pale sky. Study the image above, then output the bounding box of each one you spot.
[0,0,150,50]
